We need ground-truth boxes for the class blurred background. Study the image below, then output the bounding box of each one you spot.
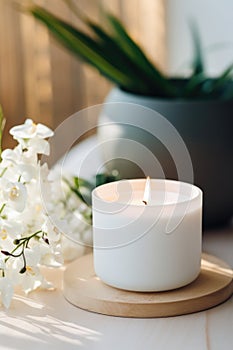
[0,0,233,149]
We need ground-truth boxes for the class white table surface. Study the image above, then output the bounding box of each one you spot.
[1,136,233,350]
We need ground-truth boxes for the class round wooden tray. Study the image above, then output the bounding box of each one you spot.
[63,253,233,318]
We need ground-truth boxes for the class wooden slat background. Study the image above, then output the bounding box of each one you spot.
[0,0,166,154]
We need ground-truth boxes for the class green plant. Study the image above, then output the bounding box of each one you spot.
[28,1,233,99]
[66,170,120,208]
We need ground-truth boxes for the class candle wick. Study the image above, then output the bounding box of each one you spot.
[142,176,151,206]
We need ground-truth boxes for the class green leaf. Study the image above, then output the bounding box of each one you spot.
[190,21,205,76]
[185,63,233,99]
[183,73,207,98]
[95,171,120,187]
[74,177,94,189]
[86,21,154,94]
[106,13,178,97]
[209,63,233,94]
[73,177,94,205]
[69,171,120,205]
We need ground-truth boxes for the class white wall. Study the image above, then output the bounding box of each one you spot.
[166,0,233,76]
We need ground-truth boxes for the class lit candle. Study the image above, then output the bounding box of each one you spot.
[92,179,202,292]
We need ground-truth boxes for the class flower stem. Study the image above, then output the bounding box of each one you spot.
[0,167,7,178]
[0,203,6,215]
[14,230,42,244]
[2,230,43,268]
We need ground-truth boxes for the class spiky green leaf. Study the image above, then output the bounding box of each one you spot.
[190,21,205,76]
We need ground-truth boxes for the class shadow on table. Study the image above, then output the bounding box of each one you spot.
[1,291,101,349]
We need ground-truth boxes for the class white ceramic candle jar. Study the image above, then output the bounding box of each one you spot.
[92,179,202,292]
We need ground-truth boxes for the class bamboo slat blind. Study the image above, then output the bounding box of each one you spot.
[0,0,166,151]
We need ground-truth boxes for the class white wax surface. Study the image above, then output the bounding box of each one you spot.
[117,191,191,206]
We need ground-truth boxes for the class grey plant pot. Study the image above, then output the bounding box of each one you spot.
[98,87,233,227]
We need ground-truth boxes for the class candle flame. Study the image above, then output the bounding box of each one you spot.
[142,176,151,205]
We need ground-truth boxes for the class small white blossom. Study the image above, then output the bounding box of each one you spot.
[17,164,37,182]
[0,219,24,240]
[42,218,61,243]
[10,119,54,140]
[1,148,21,165]
[28,138,50,155]
[3,182,27,212]
[9,246,42,294]
[39,243,62,267]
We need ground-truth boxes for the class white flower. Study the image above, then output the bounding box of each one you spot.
[0,219,24,240]
[3,182,27,212]
[0,231,15,255]
[41,217,64,265]
[1,148,21,165]
[0,277,14,308]
[42,218,61,243]
[9,246,42,294]
[0,116,93,307]
[17,164,37,182]
[39,243,63,267]
[10,119,54,140]
[25,246,41,267]
[28,138,50,155]
[1,145,38,170]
